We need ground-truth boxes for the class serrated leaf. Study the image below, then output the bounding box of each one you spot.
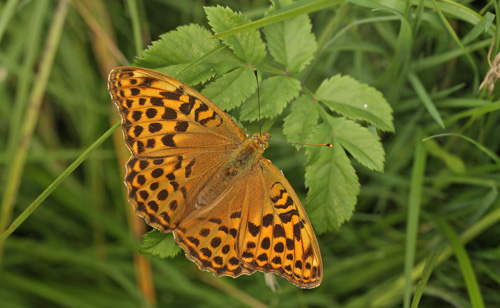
[283,95,319,149]
[316,75,394,132]
[240,75,301,121]
[209,0,339,40]
[205,6,266,64]
[305,123,360,233]
[264,0,317,73]
[134,24,241,85]
[201,67,256,111]
[139,229,181,259]
[329,117,385,172]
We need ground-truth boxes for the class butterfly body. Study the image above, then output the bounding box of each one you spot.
[196,132,269,209]
[108,67,322,288]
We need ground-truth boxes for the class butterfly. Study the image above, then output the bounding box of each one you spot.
[108,66,322,288]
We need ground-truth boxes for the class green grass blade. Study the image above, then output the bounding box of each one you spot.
[0,0,70,267]
[423,133,500,166]
[1,0,49,219]
[371,205,500,307]
[410,244,442,308]
[427,102,500,132]
[0,122,120,245]
[125,0,143,55]
[408,71,445,129]
[0,0,19,43]
[403,130,427,308]
[209,0,341,39]
[431,0,479,90]
[434,218,486,308]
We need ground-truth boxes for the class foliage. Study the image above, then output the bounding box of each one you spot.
[135,5,392,234]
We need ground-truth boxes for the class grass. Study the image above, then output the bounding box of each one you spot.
[1,0,500,307]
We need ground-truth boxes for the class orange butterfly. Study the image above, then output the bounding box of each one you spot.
[108,67,322,288]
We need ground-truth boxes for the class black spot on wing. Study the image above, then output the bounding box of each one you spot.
[185,159,195,178]
[247,222,261,237]
[161,134,176,147]
[279,209,298,224]
[194,103,209,122]
[150,97,163,106]
[273,224,286,238]
[179,96,196,115]
[160,91,182,100]
[275,196,294,209]
[138,77,154,87]
[199,111,220,126]
[175,121,189,132]
[162,107,177,120]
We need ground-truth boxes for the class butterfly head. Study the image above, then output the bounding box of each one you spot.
[251,132,270,152]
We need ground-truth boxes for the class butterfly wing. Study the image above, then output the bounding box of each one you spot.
[174,158,322,288]
[252,158,322,288]
[173,177,257,278]
[108,67,247,232]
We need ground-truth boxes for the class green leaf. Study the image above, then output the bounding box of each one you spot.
[328,117,385,172]
[240,75,301,121]
[283,95,319,149]
[209,0,342,39]
[134,24,241,85]
[205,6,266,64]
[139,229,181,259]
[201,67,256,111]
[264,0,317,73]
[305,123,360,233]
[316,75,394,132]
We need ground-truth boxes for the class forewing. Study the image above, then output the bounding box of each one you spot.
[124,152,228,232]
[108,67,246,231]
[108,66,246,157]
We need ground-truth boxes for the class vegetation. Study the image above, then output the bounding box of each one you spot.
[1,0,499,307]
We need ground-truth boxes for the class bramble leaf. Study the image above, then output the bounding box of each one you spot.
[316,75,394,132]
[264,0,317,73]
[283,95,319,149]
[135,24,240,85]
[305,123,360,232]
[139,230,181,259]
[205,6,266,64]
[240,75,301,121]
[202,67,257,111]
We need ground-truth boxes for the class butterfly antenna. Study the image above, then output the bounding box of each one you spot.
[254,68,262,136]
[270,139,332,148]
